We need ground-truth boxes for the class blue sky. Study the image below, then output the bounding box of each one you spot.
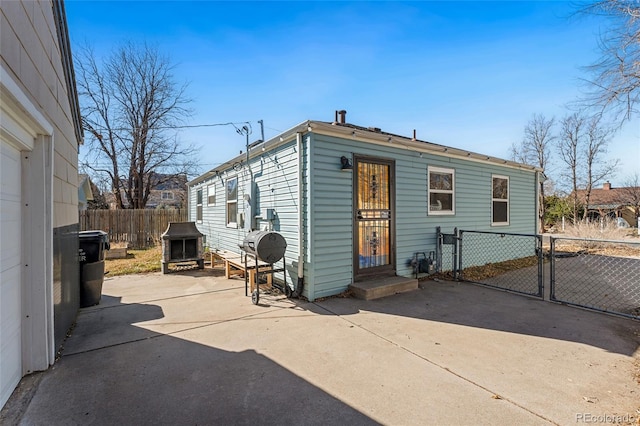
[66,1,639,187]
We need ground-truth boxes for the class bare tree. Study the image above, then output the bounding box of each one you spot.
[578,0,640,122]
[582,115,620,219]
[557,113,586,223]
[511,114,555,232]
[76,42,197,209]
[619,173,640,222]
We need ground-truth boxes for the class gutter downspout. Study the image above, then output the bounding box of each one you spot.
[294,131,304,297]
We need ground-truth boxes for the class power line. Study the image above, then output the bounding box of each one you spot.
[83,120,254,133]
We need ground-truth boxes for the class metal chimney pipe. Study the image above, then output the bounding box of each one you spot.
[338,110,347,124]
[412,129,417,140]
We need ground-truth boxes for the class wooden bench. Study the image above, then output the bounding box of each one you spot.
[210,250,273,293]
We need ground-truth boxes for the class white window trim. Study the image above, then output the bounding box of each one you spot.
[428,166,455,215]
[491,174,509,226]
[207,183,216,206]
[226,176,238,228]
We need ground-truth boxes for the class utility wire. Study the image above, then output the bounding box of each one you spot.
[84,121,253,133]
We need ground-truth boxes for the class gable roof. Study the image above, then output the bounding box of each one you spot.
[189,119,542,187]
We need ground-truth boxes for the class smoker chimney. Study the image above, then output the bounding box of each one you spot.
[338,110,347,124]
[603,181,611,190]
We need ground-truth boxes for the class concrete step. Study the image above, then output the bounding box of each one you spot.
[349,275,419,301]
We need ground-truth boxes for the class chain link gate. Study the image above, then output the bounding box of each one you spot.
[550,236,640,320]
[436,229,639,320]
[443,230,544,298]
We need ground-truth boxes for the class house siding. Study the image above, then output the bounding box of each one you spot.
[189,126,537,302]
[308,134,537,299]
[1,0,81,409]
[307,135,354,299]
[2,0,81,338]
[190,139,304,288]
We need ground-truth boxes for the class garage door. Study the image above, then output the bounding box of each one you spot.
[0,139,22,408]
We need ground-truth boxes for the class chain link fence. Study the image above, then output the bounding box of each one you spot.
[550,237,640,320]
[457,230,543,298]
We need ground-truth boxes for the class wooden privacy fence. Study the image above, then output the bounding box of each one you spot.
[79,209,187,248]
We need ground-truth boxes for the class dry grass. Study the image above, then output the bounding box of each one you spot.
[562,218,634,241]
[553,219,640,258]
[425,256,541,282]
[104,245,162,276]
[552,241,640,258]
[459,256,540,281]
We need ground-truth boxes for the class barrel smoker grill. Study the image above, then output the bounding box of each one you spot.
[240,231,288,304]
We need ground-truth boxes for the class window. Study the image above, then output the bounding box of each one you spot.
[492,175,509,225]
[161,191,174,200]
[428,166,455,215]
[207,184,216,205]
[196,189,203,222]
[226,177,238,227]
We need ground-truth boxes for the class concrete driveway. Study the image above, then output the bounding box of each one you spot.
[2,268,639,425]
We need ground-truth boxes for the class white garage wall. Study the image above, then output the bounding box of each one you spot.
[1,0,81,409]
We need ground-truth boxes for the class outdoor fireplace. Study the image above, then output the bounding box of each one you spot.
[161,221,204,273]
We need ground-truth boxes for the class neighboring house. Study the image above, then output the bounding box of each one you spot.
[577,181,639,226]
[1,0,82,409]
[105,173,187,209]
[187,111,541,301]
[78,174,94,211]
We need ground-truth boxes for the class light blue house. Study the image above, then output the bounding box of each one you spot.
[187,112,541,301]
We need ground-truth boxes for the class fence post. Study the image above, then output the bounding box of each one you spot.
[454,227,460,280]
[549,237,556,301]
[435,226,442,273]
[536,234,544,299]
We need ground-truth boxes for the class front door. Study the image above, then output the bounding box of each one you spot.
[354,156,395,278]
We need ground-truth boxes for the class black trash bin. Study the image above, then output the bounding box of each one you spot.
[79,230,110,308]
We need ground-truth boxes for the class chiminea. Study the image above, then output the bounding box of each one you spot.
[161,222,204,273]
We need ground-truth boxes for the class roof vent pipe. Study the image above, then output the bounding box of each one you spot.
[338,110,347,124]
[333,110,338,125]
[412,129,417,141]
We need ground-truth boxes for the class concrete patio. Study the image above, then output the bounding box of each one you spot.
[2,268,639,425]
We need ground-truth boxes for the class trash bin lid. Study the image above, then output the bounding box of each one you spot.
[79,230,109,241]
